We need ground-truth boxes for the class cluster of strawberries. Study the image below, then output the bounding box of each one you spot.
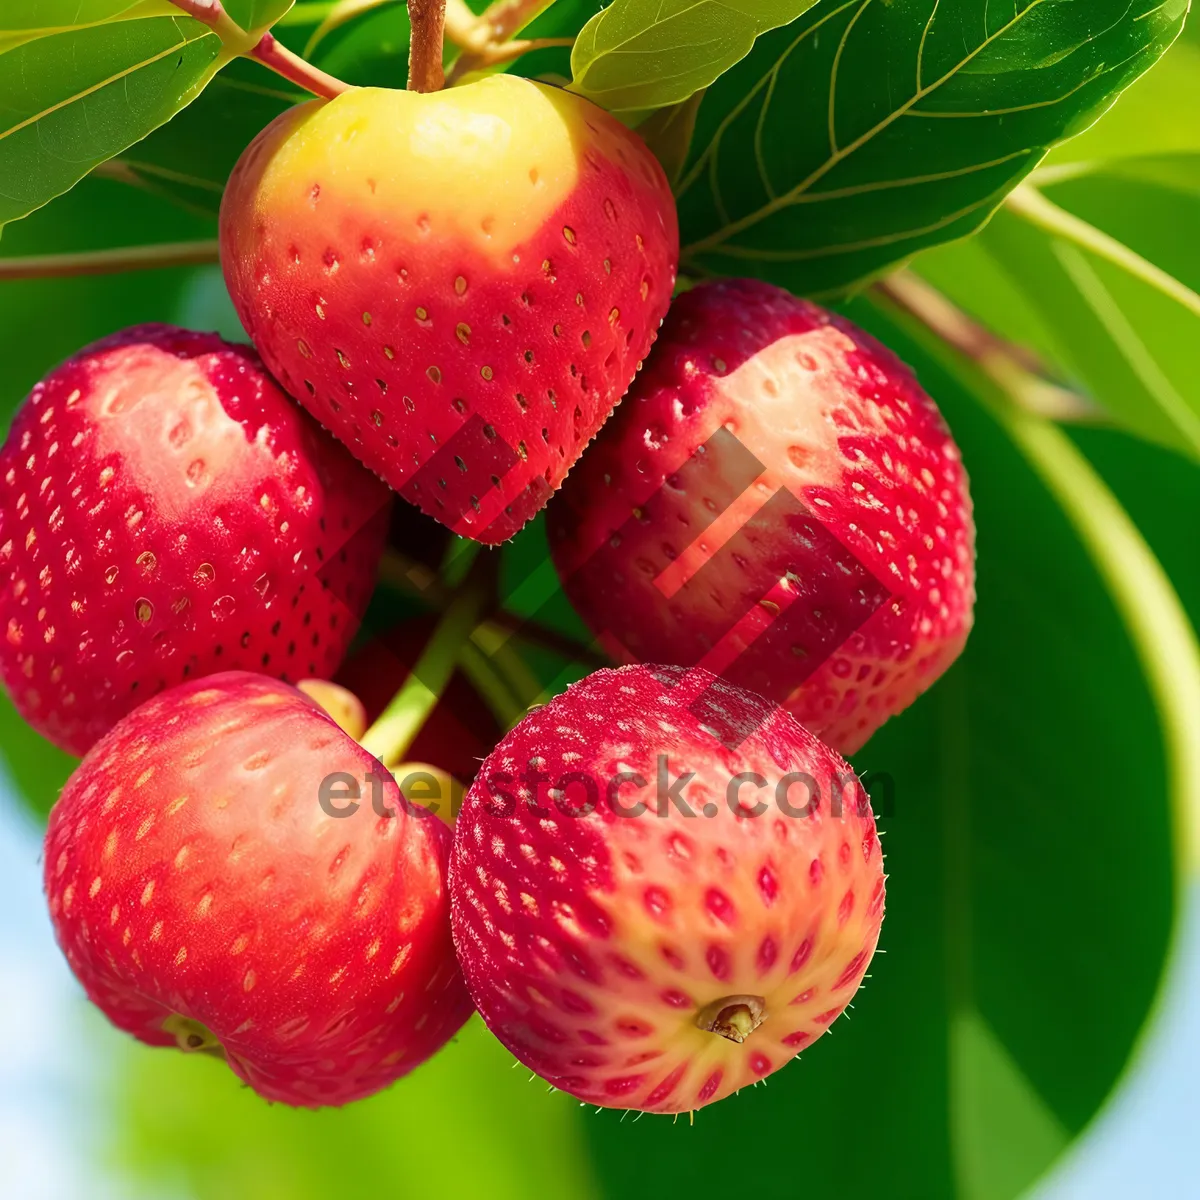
[1,76,974,1114]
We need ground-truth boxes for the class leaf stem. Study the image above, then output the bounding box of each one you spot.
[249,31,353,98]
[407,0,447,92]
[875,271,1104,424]
[1006,185,1200,322]
[0,240,219,281]
[165,0,252,47]
[167,0,352,99]
[359,557,492,768]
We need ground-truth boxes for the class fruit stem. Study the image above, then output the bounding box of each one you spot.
[467,621,544,716]
[695,995,767,1043]
[359,554,494,768]
[377,549,607,668]
[458,641,527,729]
[407,0,448,93]
[875,272,1105,424]
[249,32,355,99]
[440,535,481,587]
[0,240,220,281]
[166,0,353,99]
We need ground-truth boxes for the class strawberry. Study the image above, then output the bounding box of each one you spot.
[546,279,975,754]
[220,74,678,544]
[450,664,885,1113]
[0,324,391,757]
[43,671,470,1107]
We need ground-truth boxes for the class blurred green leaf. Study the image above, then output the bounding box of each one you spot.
[570,0,819,114]
[308,0,411,86]
[0,0,295,233]
[0,689,75,821]
[116,1016,599,1200]
[675,0,1188,298]
[637,90,705,186]
[304,0,399,55]
[579,298,1179,1198]
[918,147,1200,461]
[1041,39,1200,171]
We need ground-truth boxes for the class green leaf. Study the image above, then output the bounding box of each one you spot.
[1040,38,1200,172]
[304,0,399,56]
[305,0,411,86]
[0,688,75,821]
[579,299,1181,1198]
[636,89,705,186]
[917,159,1200,462]
[675,0,1188,298]
[570,0,820,114]
[0,0,293,232]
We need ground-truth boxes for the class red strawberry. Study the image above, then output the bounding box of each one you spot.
[0,324,391,756]
[451,664,885,1113]
[220,74,678,544]
[546,279,975,754]
[44,671,470,1107]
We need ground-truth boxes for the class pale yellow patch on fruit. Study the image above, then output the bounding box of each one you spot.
[88,344,281,524]
[244,76,582,262]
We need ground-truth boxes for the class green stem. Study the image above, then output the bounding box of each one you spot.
[378,547,606,666]
[359,564,490,768]
[440,535,482,588]
[469,622,543,710]
[1006,185,1200,322]
[459,641,527,729]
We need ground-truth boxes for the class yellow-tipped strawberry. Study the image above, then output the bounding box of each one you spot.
[221,75,679,544]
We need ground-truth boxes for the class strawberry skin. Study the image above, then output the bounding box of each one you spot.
[0,324,390,756]
[220,74,678,544]
[546,280,976,754]
[44,671,471,1107]
[451,664,885,1113]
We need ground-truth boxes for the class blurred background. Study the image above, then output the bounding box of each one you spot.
[3,4,1200,1198]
